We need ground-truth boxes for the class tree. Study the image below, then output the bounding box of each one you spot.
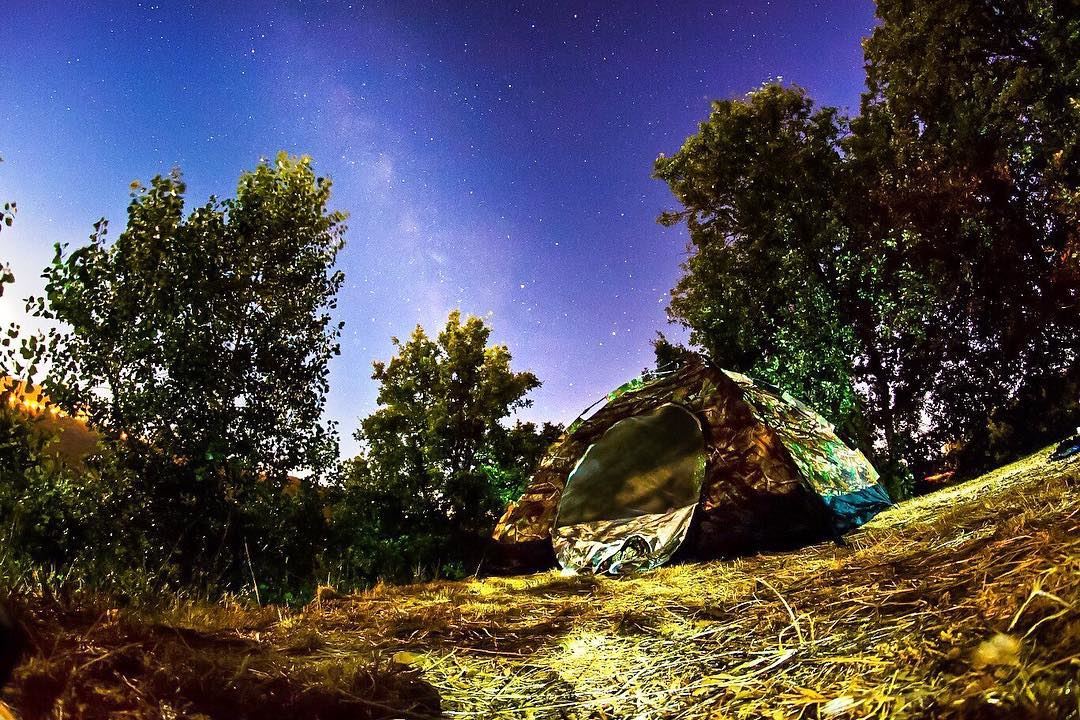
[341,311,548,581]
[650,333,698,372]
[34,152,346,586]
[0,158,142,588]
[0,396,146,583]
[484,419,565,508]
[655,0,1080,485]
[853,0,1080,472]
[1,156,27,378]
[0,157,14,294]
[654,84,873,444]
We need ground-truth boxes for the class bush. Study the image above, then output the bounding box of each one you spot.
[0,396,152,593]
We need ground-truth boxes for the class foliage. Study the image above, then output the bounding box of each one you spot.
[0,156,14,295]
[0,399,149,589]
[337,311,554,583]
[1,156,28,379]
[650,333,698,373]
[483,419,564,508]
[0,161,134,588]
[853,0,1080,474]
[656,1,1080,483]
[27,153,346,588]
[654,84,874,450]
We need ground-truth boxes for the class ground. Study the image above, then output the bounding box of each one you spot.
[4,447,1078,719]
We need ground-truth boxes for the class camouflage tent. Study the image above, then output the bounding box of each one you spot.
[492,355,891,574]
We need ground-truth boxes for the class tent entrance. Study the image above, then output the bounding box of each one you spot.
[552,403,707,574]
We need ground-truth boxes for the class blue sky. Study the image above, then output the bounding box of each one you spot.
[0,1,876,456]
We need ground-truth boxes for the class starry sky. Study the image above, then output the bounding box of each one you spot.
[0,1,875,457]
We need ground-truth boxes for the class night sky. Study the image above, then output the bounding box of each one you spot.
[1,1,875,456]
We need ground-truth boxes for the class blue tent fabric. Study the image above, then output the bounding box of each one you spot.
[821,482,894,534]
[1050,435,1080,462]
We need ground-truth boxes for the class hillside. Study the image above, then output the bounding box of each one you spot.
[2,380,100,466]
[5,446,1078,719]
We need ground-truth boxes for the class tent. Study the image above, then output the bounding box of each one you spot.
[492,355,892,574]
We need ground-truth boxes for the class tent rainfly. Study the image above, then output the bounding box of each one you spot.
[492,355,892,574]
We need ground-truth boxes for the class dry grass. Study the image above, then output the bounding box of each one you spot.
[4,447,1078,719]
[4,597,440,719]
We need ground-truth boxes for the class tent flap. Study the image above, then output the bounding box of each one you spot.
[553,403,707,574]
[553,505,697,574]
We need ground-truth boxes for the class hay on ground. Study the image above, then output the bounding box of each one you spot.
[4,447,1078,719]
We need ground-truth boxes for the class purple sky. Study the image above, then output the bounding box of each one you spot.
[0,1,875,456]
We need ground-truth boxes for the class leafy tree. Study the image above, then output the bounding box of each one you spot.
[32,152,346,586]
[654,84,871,442]
[0,158,14,294]
[483,419,565,508]
[655,0,1080,485]
[650,333,698,372]
[854,0,1080,472]
[0,399,147,587]
[340,311,548,582]
[1,156,25,376]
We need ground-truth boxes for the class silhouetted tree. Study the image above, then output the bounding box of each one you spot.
[654,84,872,446]
[853,0,1080,472]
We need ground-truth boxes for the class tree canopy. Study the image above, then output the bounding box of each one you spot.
[31,152,346,586]
[340,310,556,581]
[0,158,14,295]
[656,0,1079,487]
[654,84,861,430]
[854,0,1080,473]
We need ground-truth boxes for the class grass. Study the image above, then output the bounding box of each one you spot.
[4,446,1078,719]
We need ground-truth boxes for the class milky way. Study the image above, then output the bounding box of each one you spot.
[0,1,875,455]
